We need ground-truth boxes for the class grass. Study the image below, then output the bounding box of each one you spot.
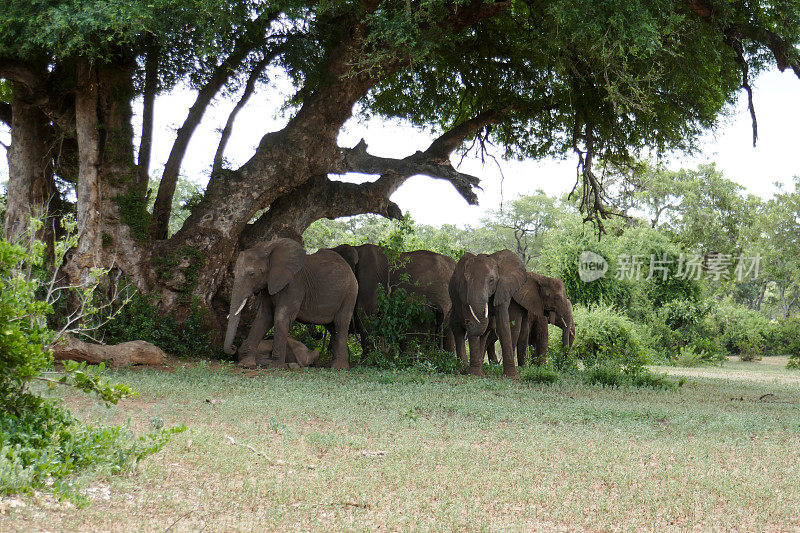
[2,358,800,531]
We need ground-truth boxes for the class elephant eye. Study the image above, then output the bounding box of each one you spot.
[248,271,255,277]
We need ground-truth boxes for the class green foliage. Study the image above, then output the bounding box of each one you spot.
[711,301,772,360]
[1,396,185,495]
[0,231,181,495]
[554,304,653,376]
[520,366,560,385]
[0,240,52,388]
[649,298,723,360]
[672,345,725,368]
[765,316,800,358]
[98,290,211,358]
[584,366,679,390]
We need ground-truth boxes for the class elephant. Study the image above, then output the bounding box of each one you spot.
[515,272,575,365]
[223,238,358,370]
[391,250,456,349]
[239,337,320,369]
[484,272,575,366]
[448,250,528,378]
[330,243,389,353]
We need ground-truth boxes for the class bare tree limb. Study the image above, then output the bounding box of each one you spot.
[138,39,159,191]
[239,108,512,245]
[151,12,281,239]
[212,50,277,176]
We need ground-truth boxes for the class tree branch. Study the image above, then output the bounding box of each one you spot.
[686,1,800,80]
[239,108,512,246]
[138,39,159,191]
[212,50,277,176]
[151,12,281,239]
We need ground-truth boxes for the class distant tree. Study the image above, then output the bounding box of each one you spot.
[484,190,562,268]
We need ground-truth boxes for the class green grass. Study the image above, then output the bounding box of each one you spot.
[2,358,800,531]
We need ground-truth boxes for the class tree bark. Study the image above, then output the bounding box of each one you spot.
[2,89,58,252]
[67,57,151,288]
[137,41,159,192]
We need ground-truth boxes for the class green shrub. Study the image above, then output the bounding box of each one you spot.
[553,304,653,375]
[0,231,181,495]
[672,345,725,367]
[764,316,800,357]
[98,290,211,358]
[1,398,183,494]
[649,298,723,360]
[520,366,560,384]
[711,301,771,360]
[584,365,679,390]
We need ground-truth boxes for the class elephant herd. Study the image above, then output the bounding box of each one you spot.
[223,238,575,378]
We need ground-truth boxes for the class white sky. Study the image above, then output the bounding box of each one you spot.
[2,67,798,227]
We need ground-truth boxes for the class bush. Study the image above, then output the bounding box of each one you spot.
[0,230,181,495]
[98,290,211,358]
[711,301,771,360]
[552,304,653,375]
[651,298,722,359]
[672,345,725,367]
[764,315,800,357]
[584,365,680,390]
[520,366,560,384]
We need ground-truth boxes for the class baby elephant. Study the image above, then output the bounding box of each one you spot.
[239,337,320,369]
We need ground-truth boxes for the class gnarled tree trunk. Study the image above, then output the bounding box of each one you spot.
[3,90,58,253]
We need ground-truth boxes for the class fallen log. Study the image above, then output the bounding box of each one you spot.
[52,336,167,367]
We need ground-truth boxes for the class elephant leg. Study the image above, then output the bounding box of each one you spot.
[352,310,370,356]
[510,313,523,366]
[444,327,456,353]
[270,299,298,370]
[467,333,485,376]
[239,295,273,360]
[532,316,549,366]
[451,321,467,367]
[495,304,519,379]
[485,330,499,364]
[330,315,351,371]
[516,317,531,367]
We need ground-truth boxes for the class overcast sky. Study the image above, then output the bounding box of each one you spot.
[2,67,798,227]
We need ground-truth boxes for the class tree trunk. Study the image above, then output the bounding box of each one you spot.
[66,57,151,288]
[3,90,58,252]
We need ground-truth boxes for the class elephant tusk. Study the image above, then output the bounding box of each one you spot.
[468,305,480,322]
[484,302,488,319]
[234,298,248,316]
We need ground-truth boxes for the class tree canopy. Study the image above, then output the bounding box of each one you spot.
[1,0,799,329]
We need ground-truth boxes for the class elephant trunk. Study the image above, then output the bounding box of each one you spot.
[465,297,490,337]
[223,284,251,356]
[561,322,574,349]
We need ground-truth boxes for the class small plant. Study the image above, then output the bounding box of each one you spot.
[583,366,679,390]
[672,345,725,367]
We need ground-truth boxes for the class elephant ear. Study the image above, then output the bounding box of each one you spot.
[512,273,543,313]
[265,238,307,295]
[491,250,527,305]
[449,252,475,304]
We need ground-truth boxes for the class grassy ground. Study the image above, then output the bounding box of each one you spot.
[3,357,800,531]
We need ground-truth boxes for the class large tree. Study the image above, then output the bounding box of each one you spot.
[1,0,799,336]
